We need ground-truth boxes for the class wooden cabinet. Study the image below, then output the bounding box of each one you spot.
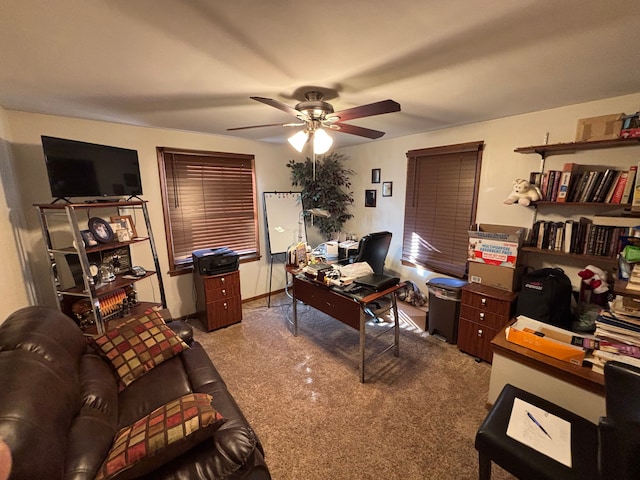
[457,283,518,363]
[195,270,242,331]
[35,200,166,335]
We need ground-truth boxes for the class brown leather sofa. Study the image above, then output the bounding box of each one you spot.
[0,306,271,480]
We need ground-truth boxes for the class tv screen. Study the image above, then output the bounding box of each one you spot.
[41,135,143,199]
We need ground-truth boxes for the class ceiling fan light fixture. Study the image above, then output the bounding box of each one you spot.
[288,130,309,152]
[313,128,333,154]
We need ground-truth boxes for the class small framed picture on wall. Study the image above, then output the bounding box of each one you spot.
[382,181,393,197]
[371,168,381,184]
[365,189,377,207]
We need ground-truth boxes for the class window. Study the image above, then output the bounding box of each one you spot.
[157,147,259,274]
[402,141,483,277]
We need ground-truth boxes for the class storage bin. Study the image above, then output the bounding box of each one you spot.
[426,277,468,343]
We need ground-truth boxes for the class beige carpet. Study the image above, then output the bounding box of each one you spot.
[190,293,515,480]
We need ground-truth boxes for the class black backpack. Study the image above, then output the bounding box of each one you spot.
[515,267,574,330]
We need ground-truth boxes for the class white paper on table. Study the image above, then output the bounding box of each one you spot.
[506,397,572,468]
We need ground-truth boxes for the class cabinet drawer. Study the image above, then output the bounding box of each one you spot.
[461,289,515,317]
[206,295,242,331]
[203,271,240,294]
[457,318,499,363]
[459,304,508,330]
[205,282,241,302]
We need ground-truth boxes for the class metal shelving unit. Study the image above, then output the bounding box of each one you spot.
[35,200,166,334]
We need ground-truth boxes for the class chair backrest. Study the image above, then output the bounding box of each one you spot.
[352,231,392,274]
[599,361,640,480]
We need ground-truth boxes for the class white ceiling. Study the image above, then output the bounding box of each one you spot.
[2,0,640,148]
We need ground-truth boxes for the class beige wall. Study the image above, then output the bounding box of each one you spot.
[0,107,32,320]
[340,92,640,289]
[5,111,300,319]
[2,92,640,320]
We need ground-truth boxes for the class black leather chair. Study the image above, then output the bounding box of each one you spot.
[599,361,640,480]
[474,361,640,480]
[345,231,392,274]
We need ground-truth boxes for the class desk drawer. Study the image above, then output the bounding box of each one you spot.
[295,278,361,330]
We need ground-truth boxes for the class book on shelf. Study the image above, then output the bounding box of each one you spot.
[604,170,624,203]
[609,170,628,203]
[529,171,542,189]
[563,220,573,253]
[594,168,620,203]
[631,161,640,212]
[549,170,562,201]
[593,168,618,202]
[556,164,575,202]
[540,172,550,200]
[621,165,637,204]
[582,170,603,202]
[569,172,589,202]
[593,213,639,228]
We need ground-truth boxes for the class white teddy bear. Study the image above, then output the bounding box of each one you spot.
[503,178,542,206]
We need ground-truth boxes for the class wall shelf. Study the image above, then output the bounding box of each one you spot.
[515,137,640,157]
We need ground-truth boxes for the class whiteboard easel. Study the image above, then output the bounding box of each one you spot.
[263,192,305,306]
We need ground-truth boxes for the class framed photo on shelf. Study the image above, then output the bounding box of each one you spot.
[371,168,381,184]
[80,229,98,247]
[365,189,377,207]
[88,217,114,243]
[382,181,393,197]
[110,215,137,238]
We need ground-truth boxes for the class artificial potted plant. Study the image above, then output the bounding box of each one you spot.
[287,152,355,239]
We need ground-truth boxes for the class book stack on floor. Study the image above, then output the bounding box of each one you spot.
[585,296,640,373]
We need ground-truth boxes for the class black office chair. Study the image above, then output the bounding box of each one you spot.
[474,360,640,480]
[343,231,393,321]
[346,231,392,274]
[599,361,640,480]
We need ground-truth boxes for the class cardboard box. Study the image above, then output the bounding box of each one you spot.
[575,113,624,142]
[505,316,587,365]
[468,224,525,268]
[468,262,525,292]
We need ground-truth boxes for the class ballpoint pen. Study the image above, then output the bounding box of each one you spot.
[526,410,552,439]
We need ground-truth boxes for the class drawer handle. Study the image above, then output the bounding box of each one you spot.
[481,297,487,306]
[479,312,485,321]
[477,329,483,337]
[221,277,225,283]
[223,302,228,310]
[222,289,226,295]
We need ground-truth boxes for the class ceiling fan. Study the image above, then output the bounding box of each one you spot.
[228,91,401,153]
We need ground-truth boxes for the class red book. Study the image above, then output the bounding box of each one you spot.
[621,165,638,204]
[610,170,629,203]
[556,163,576,202]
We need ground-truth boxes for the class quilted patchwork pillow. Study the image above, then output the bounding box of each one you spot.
[92,309,189,389]
[95,393,225,480]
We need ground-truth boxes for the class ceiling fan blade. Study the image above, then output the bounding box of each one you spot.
[331,99,400,122]
[250,96,305,119]
[227,122,303,131]
[332,122,386,139]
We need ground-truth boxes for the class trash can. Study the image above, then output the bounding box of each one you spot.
[426,277,468,343]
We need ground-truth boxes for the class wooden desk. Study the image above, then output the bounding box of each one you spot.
[489,323,605,424]
[291,274,405,382]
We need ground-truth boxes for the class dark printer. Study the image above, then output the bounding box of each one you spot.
[192,247,239,276]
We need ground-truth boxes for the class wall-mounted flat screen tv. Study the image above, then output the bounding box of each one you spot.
[41,135,143,199]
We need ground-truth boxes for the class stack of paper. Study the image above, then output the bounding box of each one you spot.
[507,398,572,467]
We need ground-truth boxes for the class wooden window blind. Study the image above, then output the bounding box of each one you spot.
[157,147,259,273]
[402,141,483,277]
